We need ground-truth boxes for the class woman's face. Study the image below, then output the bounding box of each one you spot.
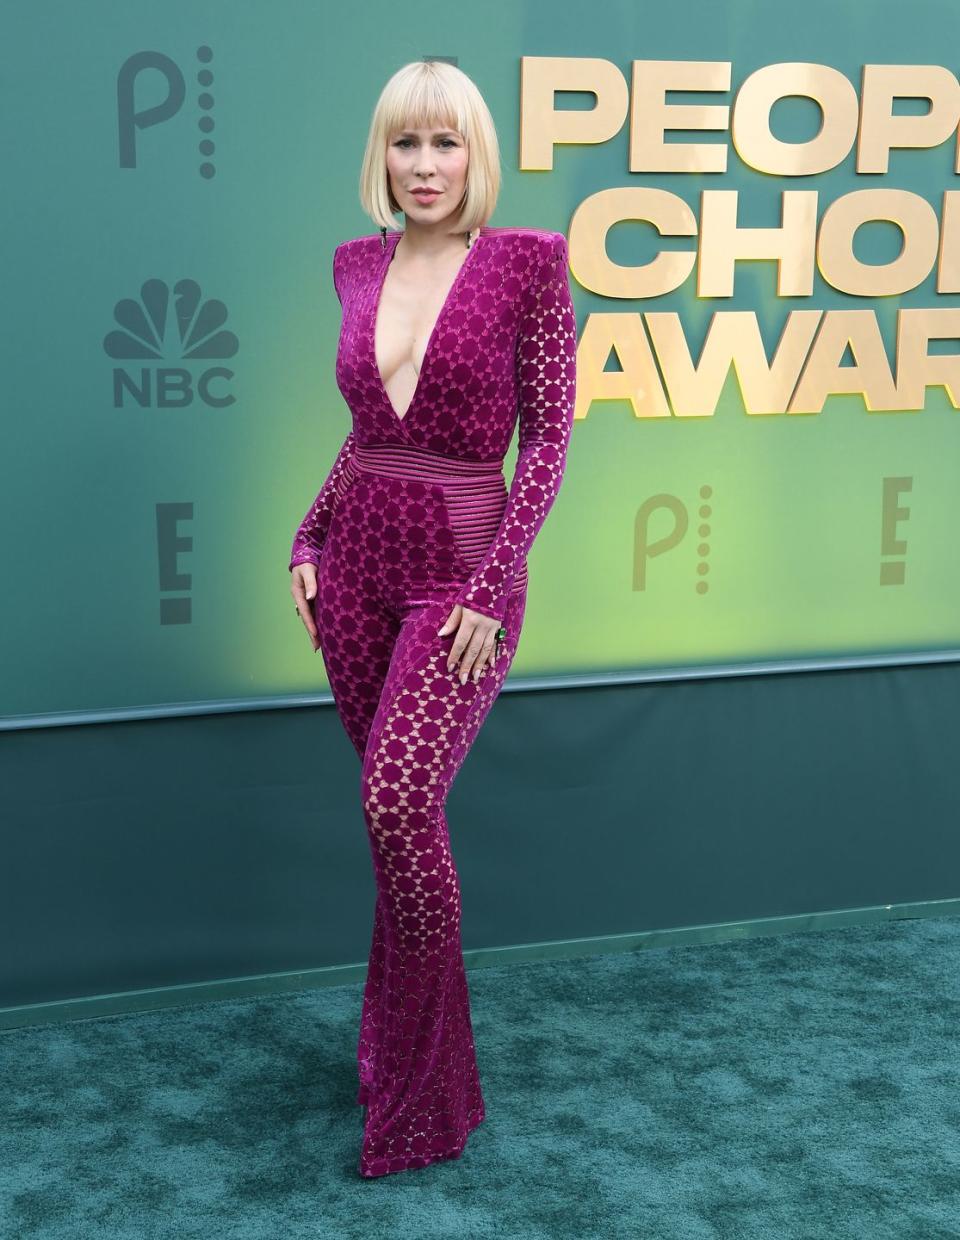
[385,125,469,226]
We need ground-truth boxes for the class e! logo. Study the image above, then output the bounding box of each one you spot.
[880,477,912,585]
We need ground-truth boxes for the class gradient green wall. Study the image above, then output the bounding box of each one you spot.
[6,0,960,723]
[3,1,960,1023]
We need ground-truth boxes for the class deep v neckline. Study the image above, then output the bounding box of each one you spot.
[371,228,485,427]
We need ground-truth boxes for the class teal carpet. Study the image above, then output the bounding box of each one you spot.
[2,915,959,1239]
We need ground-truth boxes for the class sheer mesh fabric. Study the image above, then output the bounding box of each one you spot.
[288,430,356,572]
[451,233,576,621]
[287,226,577,1177]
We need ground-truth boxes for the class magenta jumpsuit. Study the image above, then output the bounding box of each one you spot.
[288,225,577,1178]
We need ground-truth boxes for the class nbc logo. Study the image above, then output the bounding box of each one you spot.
[103,278,238,407]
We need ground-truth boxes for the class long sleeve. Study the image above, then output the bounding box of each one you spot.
[288,242,355,573]
[288,429,356,572]
[451,232,577,622]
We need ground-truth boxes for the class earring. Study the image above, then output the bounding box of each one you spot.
[465,228,472,248]
[380,226,387,250]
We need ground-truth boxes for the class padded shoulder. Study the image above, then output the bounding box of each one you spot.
[332,234,384,301]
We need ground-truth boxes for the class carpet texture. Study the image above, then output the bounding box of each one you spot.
[2,914,959,1238]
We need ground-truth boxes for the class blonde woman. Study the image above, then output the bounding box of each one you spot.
[289,59,577,1178]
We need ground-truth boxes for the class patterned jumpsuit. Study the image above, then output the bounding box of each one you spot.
[288,225,578,1178]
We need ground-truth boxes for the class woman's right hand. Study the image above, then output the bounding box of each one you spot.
[291,563,320,652]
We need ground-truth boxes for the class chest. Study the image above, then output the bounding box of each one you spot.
[373,250,472,382]
[335,235,525,442]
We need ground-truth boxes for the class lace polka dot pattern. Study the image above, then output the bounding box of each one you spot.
[288,226,577,1178]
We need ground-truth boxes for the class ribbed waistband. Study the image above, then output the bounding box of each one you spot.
[353,442,505,484]
[350,440,525,591]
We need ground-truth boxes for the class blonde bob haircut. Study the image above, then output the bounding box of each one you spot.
[359,60,501,235]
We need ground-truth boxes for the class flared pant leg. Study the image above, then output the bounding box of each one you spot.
[353,586,526,1178]
[314,561,527,1177]
[310,452,528,1178]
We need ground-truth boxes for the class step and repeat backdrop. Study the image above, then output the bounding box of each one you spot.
[4,0,960,722]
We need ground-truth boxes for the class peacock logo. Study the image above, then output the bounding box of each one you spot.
[103,278,239,408]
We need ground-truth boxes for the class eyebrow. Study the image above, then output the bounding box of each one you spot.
[395,129,460,138]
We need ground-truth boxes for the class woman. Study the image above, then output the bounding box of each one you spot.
[288,59,577,1179]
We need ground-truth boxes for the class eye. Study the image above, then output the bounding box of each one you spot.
[393,135,460,149]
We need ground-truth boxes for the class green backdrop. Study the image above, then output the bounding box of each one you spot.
[4,0,960,724]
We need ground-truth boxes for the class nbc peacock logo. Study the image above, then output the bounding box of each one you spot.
[103,278,239,408]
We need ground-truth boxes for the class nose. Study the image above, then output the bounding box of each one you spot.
[414,149,437,176]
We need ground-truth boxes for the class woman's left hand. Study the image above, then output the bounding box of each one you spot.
[438,603,500,684]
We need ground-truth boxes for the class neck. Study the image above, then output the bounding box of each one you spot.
[397,217,475,256]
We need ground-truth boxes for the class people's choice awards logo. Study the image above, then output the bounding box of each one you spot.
[520,60,960,420]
